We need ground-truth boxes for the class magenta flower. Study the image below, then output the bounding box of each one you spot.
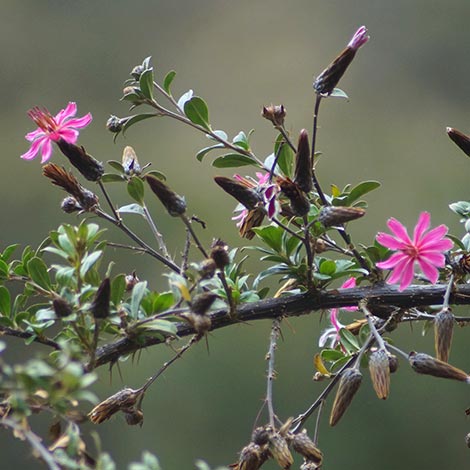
[347,26,370,50]
[21,102,92,163]
[376,212,453,291]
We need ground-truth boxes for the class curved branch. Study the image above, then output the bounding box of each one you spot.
[93,282,470,369]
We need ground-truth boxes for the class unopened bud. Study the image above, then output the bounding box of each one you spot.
[278,177,310,216]
[214,176,263,211]
[251,426,270,446]
[368,349,390,399]
[239,207,265,240]
[210,239,230,270]
[447,127,470,157]
[145,175,186,216]
[61,196,82,213]
[294,129,313,193]
[408,351,470,383]
[53,298,73,318]
[329,367,362,426]
[90,278,111,319]
[434,309,454,362]
[191,292,218,316]
[106,115,125,133]
[268,433,294,469]
[238,443,262,470]
[88,387,140,424]
[197,259,217,279]
[124,408,144,426]
[122,86,147,105]
[130,64,145,80]
[388,354,399,373]
[318,206,365,227]
[122,146,141,175]
[292,431,323,465]
[261,104,286,127]
[125,271,140,292]
[56,139,104,182]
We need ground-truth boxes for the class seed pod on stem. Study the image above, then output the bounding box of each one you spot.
[268,432,294,469]
[434,309,454,362]
[368,349,390,399]
[329,367,362,426]
[90,278,111,319]
[319,205,365,227]
[278,177,310,217]
[408,352,470,383]
[238,443,262,470]
[292,430,323,466]
[293,129,313,193]
[262,104,286,127]
[214,176,263,211]
[447,127,470,157]
[210,239,230,270]
[145,175,186,216]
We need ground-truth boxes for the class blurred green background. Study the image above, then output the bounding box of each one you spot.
[2,0,470,468]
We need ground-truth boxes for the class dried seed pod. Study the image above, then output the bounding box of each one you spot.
[447,127,470,157]
[88,388,140,424]
[146,175,186,216]
[434,309,454,362]
[329,367,363,426]
[52,298,73,318]
[368,349,390,400]
[262,104,286,127]
[238,443,262,470]
[239,207,265,240]
[278,177,310,216]
[214,176,263,211]
[457,253,470,274]
[318,205,365,227]
[210,239,230,270]
[124,408,144,426]
[408,351,470,383]
[300,461,322,470]
[292,431,323,465]
[388,354,399,374]
[268,432,294,469]
[293,129,313,193]
[56,139,104,182]
[125,271,140,292]
[191,292,218,316]
[198,258,217,279]
[90,278,111,319]
[61,196,82,213]
[251,426,271,446]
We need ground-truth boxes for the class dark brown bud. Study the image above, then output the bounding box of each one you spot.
[292,431,323,465]
[56,140,104,182]
[408,351,470,383]
[388,354,399,373]
[318,205,365,227]
[238,443,262,470]
[458,253,470,274]
[434,309,454,362]
[191,292,218,316]
[329,367,362,426]
[90,278,111,319]
[268,433,294,469]
[239,207,265,240]
[252,426,270,446]
[210,239,230,270]
[293,129,313,193]
[278,177,310,217]
[261,104,286,127]
[52,298,73,318]
[145,175,186,216]
[88,387,140,424]
[368,349,390,400]
[122,146,141,175]
[447,127,470,157]
[61,197,82,214]
[214,176,263,211]
[197,259,217,279]
[124,408,144,426]
[106,115,125,133]
[43,163,99,210]
[125,271,140,292]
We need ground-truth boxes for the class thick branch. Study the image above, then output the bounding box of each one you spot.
[93,282,470,368]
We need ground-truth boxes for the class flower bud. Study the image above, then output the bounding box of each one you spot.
[130,64,145,80]
[125,271,140,292]
[408,351,470,383]
[329,367,362,426]
[268,433,294,469]
[447,127,470,157]
[52,298,73,318]
[88,387,140,424]
[56,139,104,182]
[210,239,230,270]
[122,146,141,175]
[124,408,144,426]
[239,207,265,240]
[292,431,323,465]
[318,206,365,227]
[90,278,111,319]
[261,104,286,127]
[61,196,82,214]
[278,177,310,216]
[293,129,313,193]
[106,115,125,133]
[238,443,262,470]
[368,349,390,400]
[434,309,454,362]
[251,426,270,446]
[388,354,399,373]
[145,175,186,216]
[191,292,218,316]
[197,259,217,279]
[214,176,263,211]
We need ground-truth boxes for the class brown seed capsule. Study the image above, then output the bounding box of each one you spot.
[434,309,454,362]
[292,431,323,465]
[447,127,470,157]
[458,253,470,274]
[191,292,218,316]
[278,177,310,217]
[61,196,82,213]
[268,432,294,469]
[90,278,111,319]
[145,175,186,216]
[56,139,104,182]
[198,258,217,279]
[210,239,230,270]
[300,461,322,470]
[329,367,363,426]
[88,388,140,424]
[318,206,365,227]
[408,351,470,383]
[52,298,73,318]
[124,408,144,426]
[368,349,390,400]
[294,129,313,193]
[214,176,263,211]
[251,426,270,446]
[239,207,265,240]
[262,104,286,127]
[238,443,262,470]
[184,312,212,335]
[388,354,399,374]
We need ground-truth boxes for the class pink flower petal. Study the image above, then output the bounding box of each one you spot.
[63,113,93,129]
[377,252,409,270]
[58,128,79,143]
[398,259,415,291]
[55,102,77,124]
[386,256,412,284]
[21,137,44,160]
[419,225,452,250]
[417,258,439,284]
[40,139,53,163]
[413,212,430,243]
[25,128,45,142]
[376,232,407,250]
[386,218,412,245]
[418,251,446,267]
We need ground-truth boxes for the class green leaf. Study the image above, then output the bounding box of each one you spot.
[1,244,19,262]
[275,133,294,177]
[329,88,349,99]
[101,173,124,183]
[27,257,52,290]
[319,259,336,276]
[111,274,126,306]
[320,348,345,362]
[138,319,177,336]
[177,89,193,110]
[207,130,228,141]
[449,201,470,218]
[145,170,166,181]
[107,160,125,173]
[122,113,158,136]
[0,259,8,278]
[139,68,154,100]
[345,181,381,206]
[80,251,103,278]
[163,70,176,95]
[184,96,210,130]
[117,204,145,216]
[127,177,145,205]
[252,226,284,252]
[196,144,224,162]
[212,154,257,168]
[0,286,11,316]
[130,281,148,318]
[232,131,250,150]
[338,328,360,354]
[152,292,175,312]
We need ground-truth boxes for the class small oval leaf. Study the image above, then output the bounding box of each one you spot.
[212,154,257,168]
[184,96,210,130]
[27,257,52,290]
[163,70,177,94]
[127,177,145,205]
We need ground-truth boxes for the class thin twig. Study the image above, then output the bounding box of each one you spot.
[0,325,60,350]
[265,318,282,427]
[142,203,171,259]
[180,215,208,258]
[98,180,121,222]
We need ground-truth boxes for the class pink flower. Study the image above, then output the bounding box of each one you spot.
[319,277,357,348]
[376,212,453,291]
[21,102,92,163]
[348,26,370,50]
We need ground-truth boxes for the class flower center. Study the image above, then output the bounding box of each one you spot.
[403,244,419,259]
[28,107,58,135]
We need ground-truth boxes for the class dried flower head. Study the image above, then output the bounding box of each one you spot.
[124,408,144,426]
[329,367,362,426]
[215,176,263,211]
[278,177,310,217]
[293,129,313,193]
[408,351,469,383]
[210,239,230,270]
[238,443,262,470]
[88,388,140,424]
[268,432,294,469]
[447,127,470,157]
[52,298,73,318]
[146,175,187,216]
[90,278,111,319]
[262,104,286,127]
[292,430,323,465]
[434,309,454,362]
[191,292,218,316]
[318,206,365,227]
[368,349,391,399]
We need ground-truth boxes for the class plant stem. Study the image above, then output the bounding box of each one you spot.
[310,95,328,205]
[266,318,281,427]
[142,203,171,259]
[180,215,208,258]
